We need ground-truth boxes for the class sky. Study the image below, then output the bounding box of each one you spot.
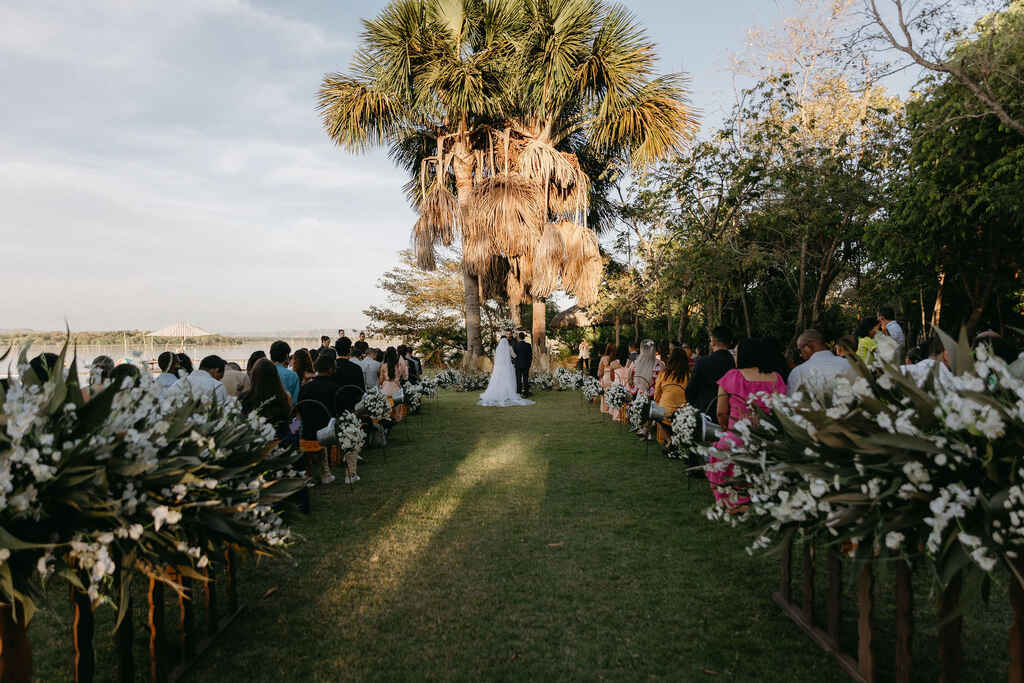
[0,0,897,334]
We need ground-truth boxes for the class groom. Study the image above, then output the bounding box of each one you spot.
[513,332,532,397]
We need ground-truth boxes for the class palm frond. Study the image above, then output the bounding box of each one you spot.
[555,220,601,304]
[530,222,568,296]
[317,74,407,152]
[466,173,544,259]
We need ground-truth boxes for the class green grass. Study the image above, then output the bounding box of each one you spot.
[30,390,1012,681]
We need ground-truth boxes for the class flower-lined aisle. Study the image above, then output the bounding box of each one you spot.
[549,334,1024,680]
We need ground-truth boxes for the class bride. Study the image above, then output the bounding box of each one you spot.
[477,336,535,407]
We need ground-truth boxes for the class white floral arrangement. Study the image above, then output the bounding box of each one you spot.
[627,392,652,431]
[582,376,603,402]
[419,376,439,398]
[531,372,555,391]
[554,367,578,390]
[358,387,392,420]
[435,369,462,388]
[459,373,489,392]
[703,330,1024,590]
[604,384,631,410]
[669,404,702,453]
[404,384,423,413]
[333,411,366,455]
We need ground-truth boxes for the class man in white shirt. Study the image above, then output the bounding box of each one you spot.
[220,362,251,397]
[788,330,856,395]
[904,337,953,388]
[878,306,905,357]
[360,347,381,389]
[174,355,229,403]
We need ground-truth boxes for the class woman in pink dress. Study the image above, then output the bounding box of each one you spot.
[379,346,408,421]
[597,343,616,413]
[610,345,634,422]
[707,338,787,509]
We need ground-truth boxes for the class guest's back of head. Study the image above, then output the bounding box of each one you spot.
[335,337,353,357]
[110,363,141,387]
[665,348,689,380]
[89,355,115,385]
[269,341,291,364]
[711,326,733,349]
[856,317,878,339]
[245,359,290,422]
[176,353,194,374]
[157,351,177,373]
[604,343,616,358]
[246,350,266,376]
[199,355,227,376]
[737,338,779,374]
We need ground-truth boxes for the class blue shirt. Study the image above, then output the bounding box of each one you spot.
[276,364,300,405]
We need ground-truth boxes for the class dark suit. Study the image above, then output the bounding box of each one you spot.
[513,339,532,395]
[685,349,735,423]
[333,358,366,412]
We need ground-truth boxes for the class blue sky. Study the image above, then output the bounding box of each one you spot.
[0,0,897,333]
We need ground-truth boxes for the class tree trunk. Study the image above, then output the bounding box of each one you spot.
[795,232,808,337]
[677,293,687,343]
[740,288,752,339]
[453,150,482,370]
[614,314,621,348]
[0,604,32,683]
[532,300,549,371]
[633,315,639,344]
[930,271,945,332]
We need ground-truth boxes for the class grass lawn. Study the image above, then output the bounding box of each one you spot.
[31,389,1012,681]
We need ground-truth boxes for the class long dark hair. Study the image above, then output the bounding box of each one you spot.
[176,353,194,374]
[246,350,266,376]
[856,317,878,339]
[616,344,630,366]
[737,338,782,376]
[384,346,399,381]
[664,348,689,381]
[244,359,290,423]
[291,348,314,380]
[603,343,617,358]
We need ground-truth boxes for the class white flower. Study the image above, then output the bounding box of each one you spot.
[885,532,905,550]
[152,505,182,531]
[0,548,9,562]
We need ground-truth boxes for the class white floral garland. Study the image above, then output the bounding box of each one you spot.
[605,384,631,410]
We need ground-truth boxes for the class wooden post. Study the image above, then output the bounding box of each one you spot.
[204,567,217,636]
[938,572,963,683]
[0,603,33,683]
[857,564,876,683]
[826,549,841,647]
[894,561,914,683]
[148,578,166,683]
[72,588,95,683]
[178,577,194,663]
[1011,560,1024,683]
[225,549,239,615]
[780,532,793,603]
[802,543,815,623]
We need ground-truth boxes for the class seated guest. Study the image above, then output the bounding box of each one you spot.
[633,340,657,396]
[686,326,735,423]
[597,344,616,414]
[877,306,905,358]
[905,336,953,388]
[155,352,179,390]
[246,350,267,377]
[333,337,366,411]
[836,336,857,358]
[855,317,879,365]
[399,345,421,384]
[221,361,251,397]
[297,353,342,485]
[175,355,229,403]
[710,338,788,509]
[610,344,634,422]
[110,363,141,388]
[241,358,293,440]
[787,329,856,395]
[270,340,300,406]
[291,348,315,384]
[175,353,194,378]
[379,346,408,421]
[84,355,115,400]
[654,348,690,445]
[361,347,382,389]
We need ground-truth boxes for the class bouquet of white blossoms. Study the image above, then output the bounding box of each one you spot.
[405,384,423,413]
[554,367,577,390]
[358,387,392,420]
[333,411,366,455]
[582,377,603,402]
[604,384,632,410]
[434,369,462,388]
[669,404,702,452]
[419,376,439,399]
[531,373,555,391]
[627,392,651,431]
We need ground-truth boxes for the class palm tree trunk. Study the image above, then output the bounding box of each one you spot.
[454,149,483,370]
[532,300,549,371]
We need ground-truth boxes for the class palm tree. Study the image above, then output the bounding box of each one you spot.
[463,0,700,368]
[318,0,517,370]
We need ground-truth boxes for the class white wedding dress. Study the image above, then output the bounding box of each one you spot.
[477,337,535,407]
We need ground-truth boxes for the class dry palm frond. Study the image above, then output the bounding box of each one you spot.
[418,181,459,246]
[466,174,544,259]
[530,222,568,297]
[519,140,583,190]
[547,174,591,221]
[462,233,493,275]
[506,269,525,315]
[511,255,534,293]
[480,256,512,301]
[556,221,602,304]
[412,217,437,271]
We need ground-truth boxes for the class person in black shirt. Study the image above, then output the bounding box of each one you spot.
[685,326,735,424]
[333,337,365,412]
[298,354,343,485]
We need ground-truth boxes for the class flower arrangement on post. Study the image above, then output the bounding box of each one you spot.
[530,373,555,391]
[357,387,392,421]
[668,405,702,459]
[404,384,423,414]
[333,411,366,456]
[627,393,651,431]
[419,376,439,399]
[703,331,1024,592]
[434,369,462,388]
[604,384,631,412]
[582,377,603,403]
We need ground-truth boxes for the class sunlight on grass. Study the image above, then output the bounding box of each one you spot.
[322,433,549,606]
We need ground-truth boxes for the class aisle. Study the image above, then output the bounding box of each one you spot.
[189,390,846,682]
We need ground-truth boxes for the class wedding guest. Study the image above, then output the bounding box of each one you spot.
[246,350,267,377]
[221,361,251,397]
[291,348,315,384]
[685,326,735,424]
[360,346,382,389]
[175,355,229,403]
[399,345,421,384]
[763,337,792,382]
[788,329,856,395]
[877,306,905,357]
[155,352,179,390]
[588,344,602,379]
[904,336,953,388]
[110,363,141,388]
[633,340,657,395]
[597,343,616,414]
[654,348,690,444]
[334,337,366,411]
[176,353,194,377]
[709,338,788,509]
[653,340,670,385]
[837,335,857,358]
[85,354,115,399]
[380,346,408,421]
[577,339,590,372]
[607,345,633,422]
[358,331,366,344]
[241,358,293,438]
[855,317,880,365]
[682,344,697,372]
[297,353,341,485]
[270,340,300,405]
[628,342,639,363]
[320,335,332,350]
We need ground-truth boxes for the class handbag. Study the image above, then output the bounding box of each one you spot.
[700,397,723,442]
